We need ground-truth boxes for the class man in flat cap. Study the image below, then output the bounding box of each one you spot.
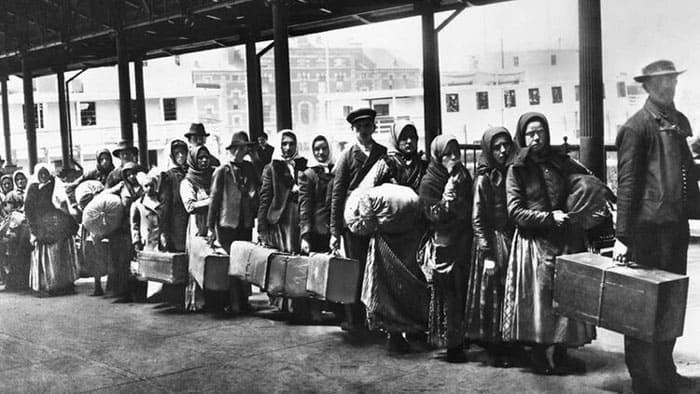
[330,107,387,331]
[185,123,221,167]
[615,60,699,393]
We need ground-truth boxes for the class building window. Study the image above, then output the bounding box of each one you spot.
[163,98,177,121]
[263,104,272,123]
[233,116,241,125]
[476,92,489,110]
[550,54,557,66]
[374,104,390,116]
[446,94,459,112]
[575,85,580,102]
[233,100,240,111]
[80,102,96,126]
[22,103,45,129]
[552,86,563,103]
[299,102,310,124]
[513,56,519,67]
[504,90,516,108]
[528,88,540,105]
[617,81,627,98]
[343,106,353,117]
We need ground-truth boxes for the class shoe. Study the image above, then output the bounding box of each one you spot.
[387,333,411,354]
[446,347,467,363]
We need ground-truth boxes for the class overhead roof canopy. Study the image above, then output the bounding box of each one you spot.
[0,0,510,77]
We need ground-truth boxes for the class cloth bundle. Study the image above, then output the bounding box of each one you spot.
[344,183,421,236]
[75,180,105,210]
[82,193,124,240]
[566,173,615,230]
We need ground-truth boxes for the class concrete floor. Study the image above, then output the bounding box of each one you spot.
[2,250,700,394]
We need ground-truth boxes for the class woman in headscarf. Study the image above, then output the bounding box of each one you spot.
[160,139,189,253]
[180,145,214,311]
[465,127,516,367]
[1,175,14,211]
[105,162,144,302]
[12,170,28,202]
[299,135,334,255]
[0,194,31,290]
[418,135,473,362]
[84,149,115,185]
[501,112,595,375]
[257,130,307,316]
[372,120,428,191]
[25,164,80,296]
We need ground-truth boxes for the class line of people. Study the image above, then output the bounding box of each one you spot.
[0,111,606,376]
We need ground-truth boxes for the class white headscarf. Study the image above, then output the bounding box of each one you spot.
[271,129,300,163]
[306,134,336,169]
[30,163,70,211]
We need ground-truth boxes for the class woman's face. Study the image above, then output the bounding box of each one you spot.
[524,120,547,151]
[1,178,13,192]
[98,153,112,168]
[173,148,187,167]
[491,134,513,166]
[280,136,297,159]
[398,133,417,156]
[16,174,27,189]
[312,139,330,164]
[37,168,51,184]
[441,141,461,173]
[196,151,211,169]
[143,179,157,196]
[124,170,138,186]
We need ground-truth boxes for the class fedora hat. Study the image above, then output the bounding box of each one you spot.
[112,140,138,157]
[346,108,377,125]
[226,131,253,150]
[633,60,686,82]
[185,123,210,138]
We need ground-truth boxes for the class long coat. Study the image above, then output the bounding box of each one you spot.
[208,161,259,232]
[257,158,307,233]
[130,197,166,251]
[159,166,188,252]
[329,143,387,237]
[299,165,333,238]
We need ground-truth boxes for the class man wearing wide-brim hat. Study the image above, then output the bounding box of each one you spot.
[207,131,259,314]
[105,140,146,188]
[329,107,387,330]
[615,59,698,393]
[185,123,221,167]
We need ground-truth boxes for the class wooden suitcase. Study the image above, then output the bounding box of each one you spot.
[229,241,278,289]
[267,254,310,298]
[306,253,360,304]
[554,252,689,342]
[135,250,188,284]
[203,249,230,291]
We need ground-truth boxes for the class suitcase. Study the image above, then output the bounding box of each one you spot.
[203,248,230,291]
[306,253,361,304]
[135,250,188,284]
[267,254,310,298]
[229,241,278,289]
[554,252,689,342]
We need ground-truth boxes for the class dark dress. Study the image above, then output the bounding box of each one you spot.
[160,165,189,252]
[299,164,333,253]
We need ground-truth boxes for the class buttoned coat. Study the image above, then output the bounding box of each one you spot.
[257,158,308,233]
[299,165,333,238]
[208,161,259,232]
[130,197,166,251]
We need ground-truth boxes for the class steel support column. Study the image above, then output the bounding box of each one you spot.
[246,26,264,140]
[578,0,605,180]
[272,0,292,131]
[134,58,148,166]
[56,67,72,170]
[1,76,12,165]
[421,1,442,154]
[117,32,133,142]
[22,56,38,172]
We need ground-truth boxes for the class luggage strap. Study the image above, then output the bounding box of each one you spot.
[596,262,618,326]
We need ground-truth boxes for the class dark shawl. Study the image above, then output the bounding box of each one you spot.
[512,111,569,168]
[477,126,514,186]
[95,148,115,183]
[419,135,461,205]
[185,146,214,192]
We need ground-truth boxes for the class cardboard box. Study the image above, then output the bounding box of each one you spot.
[554,252,688,342]
[306,253,360,304]
[136,250,188,284]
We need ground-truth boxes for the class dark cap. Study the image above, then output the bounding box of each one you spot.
[185,123,210,138]
[634,60,686,82]
[346,108,377,125]
[112,140,139,157]
[226,131,253,150]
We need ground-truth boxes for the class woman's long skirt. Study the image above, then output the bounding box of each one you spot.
[29,236,79,295]
[427,234,471,349]
[362,230,428,334]
[501,229,595,346]
[465,230,512,343]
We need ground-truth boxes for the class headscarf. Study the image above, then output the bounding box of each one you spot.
[419,134,460,204]
[476,126,514,186]
[389,120,420,157]
[29,163,70,211]
[96,148,115,175]
[512,112,566,165]
[307,135,335,169]
[0,174,14,194]
[13,170,28,192]
[271,129,299,163]
[185,145,214,191]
